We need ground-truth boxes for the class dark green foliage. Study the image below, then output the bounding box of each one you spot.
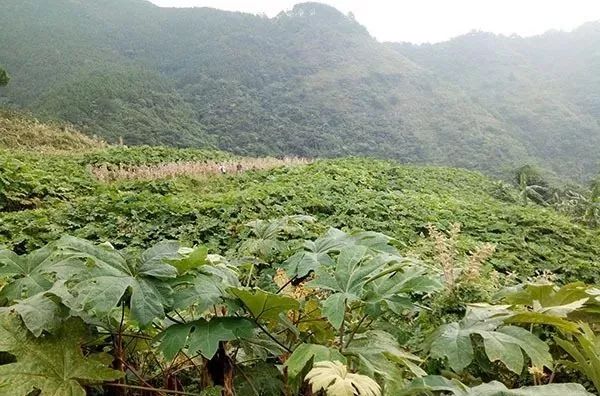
[82,145,234,167]
[0,67,8,86]
[2,0,600,179]
[0,150,94,212]
[1,151,599,283]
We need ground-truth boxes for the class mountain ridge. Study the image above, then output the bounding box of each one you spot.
[0,0,599,179]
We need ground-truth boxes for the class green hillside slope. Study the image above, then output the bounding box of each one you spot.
[1,136,599,283]
[3,0,600,179]
[392,27,600,180]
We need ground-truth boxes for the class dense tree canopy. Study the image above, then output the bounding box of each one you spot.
[0,1,599,180]
[0,67,8,86]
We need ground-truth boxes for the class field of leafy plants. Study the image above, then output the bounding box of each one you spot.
[2,128,600,395]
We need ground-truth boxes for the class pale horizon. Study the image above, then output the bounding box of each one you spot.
[147,0,600,43]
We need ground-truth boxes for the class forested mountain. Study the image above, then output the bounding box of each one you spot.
[0,0,599,179]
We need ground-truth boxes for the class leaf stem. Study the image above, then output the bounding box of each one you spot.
[344,314,368,349]
[254,320,293,353]
[276,275,297,294]
[364,263,405,284]
[166,313,185,325]
[235,362,260,396]
[104,383,201,395]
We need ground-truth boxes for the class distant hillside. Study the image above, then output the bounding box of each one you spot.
[391,24,600,181]
[0,0,599,179]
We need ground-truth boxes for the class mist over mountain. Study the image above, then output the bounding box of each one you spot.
[0,0,599,179]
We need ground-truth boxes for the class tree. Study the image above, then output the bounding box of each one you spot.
[515,165,551,205]
[0,67,9,86]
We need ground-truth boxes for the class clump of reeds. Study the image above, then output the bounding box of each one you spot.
[427,223,496,289]
[91,156,312,182]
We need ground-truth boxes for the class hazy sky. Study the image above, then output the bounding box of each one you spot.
[148,0,600,43]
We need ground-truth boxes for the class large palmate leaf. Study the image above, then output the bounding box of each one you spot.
[282,228,399,278]
[159,317,255,360]
[364,264,442,316]
[0,312,122,396]
[346,330,426,379]
[428,305,552,373]
[500,282,591,313]
[305,361,381,396]
[308,245,379,328]
[0,244,57,301]
[230,288,299,322]
[401,376,593,396]
[285,343,346,380]
[499,282,591,333]
[4,287,67,336]
[239,216,314,259]
[52,236,180,326]
[171,254,240,313]
[282,228,349,278]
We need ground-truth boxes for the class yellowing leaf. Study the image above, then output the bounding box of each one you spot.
[306,361,381,396]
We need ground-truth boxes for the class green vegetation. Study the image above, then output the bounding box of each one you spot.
[1,1,600,179]
[0,222,598,395]
[0,110,104,152]
[2,146,600,283]
[0,67,8,86]
[1,119,600,395]
[2,4,600,393]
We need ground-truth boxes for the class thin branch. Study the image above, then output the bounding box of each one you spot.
[166,313,185,325]
[104,383,202,395]
[276,275,297,294]
[235,362,260,396]
[122,360,165,396]
[97,331,154,340]
[344,314,368,349]
[255,320,292,353]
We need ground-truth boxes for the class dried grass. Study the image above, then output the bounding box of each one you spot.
[0,110,106,152]
[427,223,496,288]
[91,156,312,182]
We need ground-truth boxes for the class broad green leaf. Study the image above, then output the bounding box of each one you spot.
[53,236,179,326]
[6,291,67,336]
[160,322,198,361]
[480,330,524,374]
[309,244,379,327]
[0,312,122,396]
[322,293,350,329]
[281,228,350,278]
[364,265,442,315]
[401,376,593,396]
[429,322,474,372]
[172,273,228,312]
[171,260,239,313]
[282,250,333,278]
[0,245,56,301]
[285,343,345,380]
[495,326,552,370]
[428,311,552,374]
[230,288,299,321]
[500,282,591,317]
[160,317,255,359]
[505,312,580,333]
[139,241,182,277]
[351,231,399,254]
[170,246,208,274]
[346,330,426,378]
